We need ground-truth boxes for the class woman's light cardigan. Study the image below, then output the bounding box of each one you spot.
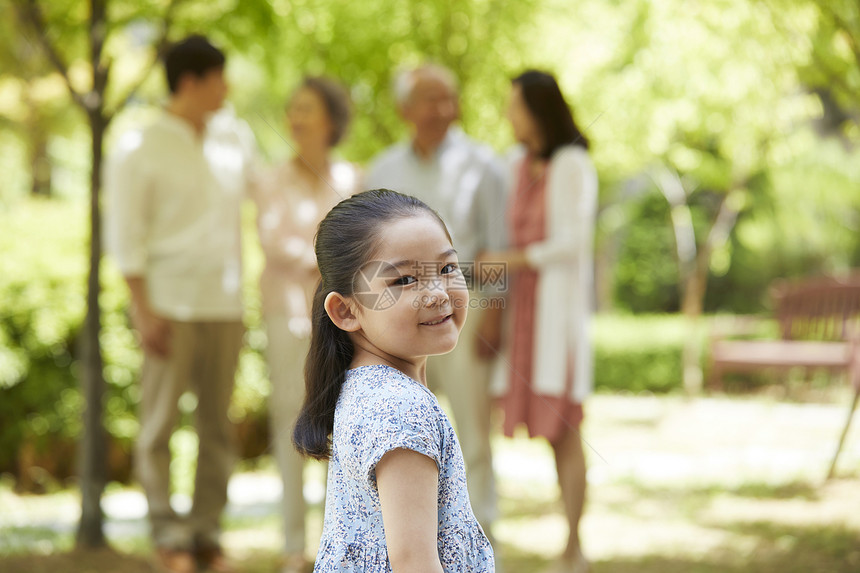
[493,144,598,403]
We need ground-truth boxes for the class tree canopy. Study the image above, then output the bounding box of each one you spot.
[3,0,858,309]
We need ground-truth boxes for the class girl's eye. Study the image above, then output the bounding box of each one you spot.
[392,275,417,286]
[441,263,459,274]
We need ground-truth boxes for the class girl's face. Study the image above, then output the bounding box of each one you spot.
[506,83,542,154]
[349,214,468,369]
[287,86,334,150]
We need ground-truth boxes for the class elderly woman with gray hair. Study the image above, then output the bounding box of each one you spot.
[251,76,360,573]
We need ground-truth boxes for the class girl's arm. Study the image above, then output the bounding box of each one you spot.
[376,448,444,573]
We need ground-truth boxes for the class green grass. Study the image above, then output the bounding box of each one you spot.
[1,393,859,572]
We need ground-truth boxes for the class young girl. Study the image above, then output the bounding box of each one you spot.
[292,189,495,572]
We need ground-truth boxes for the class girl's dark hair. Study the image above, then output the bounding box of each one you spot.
[164,35,226,94]
[513,69,590,158]
[294,76,352,147]
[292,189,450,460]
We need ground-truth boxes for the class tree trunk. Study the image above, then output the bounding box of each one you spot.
[679,190,743,395]
[76,111,107,549]
[28,124,53,197]
[681,258,707,395]
[653,168,704,394]
[24,88,53,197]
[76,0,109,549]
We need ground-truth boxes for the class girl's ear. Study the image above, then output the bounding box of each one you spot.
[324,292,361,332]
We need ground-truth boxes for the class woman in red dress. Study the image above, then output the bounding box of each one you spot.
[487,70,597,573]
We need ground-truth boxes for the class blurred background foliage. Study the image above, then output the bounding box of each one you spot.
[1,0,860,487]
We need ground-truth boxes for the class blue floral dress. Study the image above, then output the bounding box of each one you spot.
[314,364,495,572]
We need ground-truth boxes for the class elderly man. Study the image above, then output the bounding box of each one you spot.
[365,64,507,545]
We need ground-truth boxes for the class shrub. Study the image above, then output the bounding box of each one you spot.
[0,198,269,484]
[0,199,89,475]
[593,314,699,393]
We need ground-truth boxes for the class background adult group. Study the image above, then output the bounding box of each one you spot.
[105,34,596,573]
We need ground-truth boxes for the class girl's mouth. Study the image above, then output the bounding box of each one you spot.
[420,314,452,326]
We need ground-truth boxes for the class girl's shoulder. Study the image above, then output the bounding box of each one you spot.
[343,365,437,410]
[337,366,444,451]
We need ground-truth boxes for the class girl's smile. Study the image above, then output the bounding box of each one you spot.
[419,313,453,326]
[340,213,469,381]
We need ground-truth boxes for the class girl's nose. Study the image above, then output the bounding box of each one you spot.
[422,282,451,308]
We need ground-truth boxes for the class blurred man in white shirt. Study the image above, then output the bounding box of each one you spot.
[105,35,255,573]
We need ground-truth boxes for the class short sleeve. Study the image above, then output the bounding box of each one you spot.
[359,389,442,488]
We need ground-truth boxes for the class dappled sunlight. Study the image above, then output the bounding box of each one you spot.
[4,0,860,570]
[1,393,859,570]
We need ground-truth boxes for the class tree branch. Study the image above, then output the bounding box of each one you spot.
[106,0,183,117]
[808,2,860,100]
[650,167,698,279]
[827,3,860,70]
[762,0,859,115]
[16,0,87,110]
[705,188,742,252]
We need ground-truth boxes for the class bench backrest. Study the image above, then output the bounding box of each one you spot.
[772,275,860,341]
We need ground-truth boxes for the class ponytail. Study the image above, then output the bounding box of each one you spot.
[290,189,450,460]
[292,282,354,459]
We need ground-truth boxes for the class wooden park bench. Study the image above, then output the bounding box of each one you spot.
[708,274,860,479]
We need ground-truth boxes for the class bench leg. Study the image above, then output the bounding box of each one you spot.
[707,363,724,392]
[827,383,860,480]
